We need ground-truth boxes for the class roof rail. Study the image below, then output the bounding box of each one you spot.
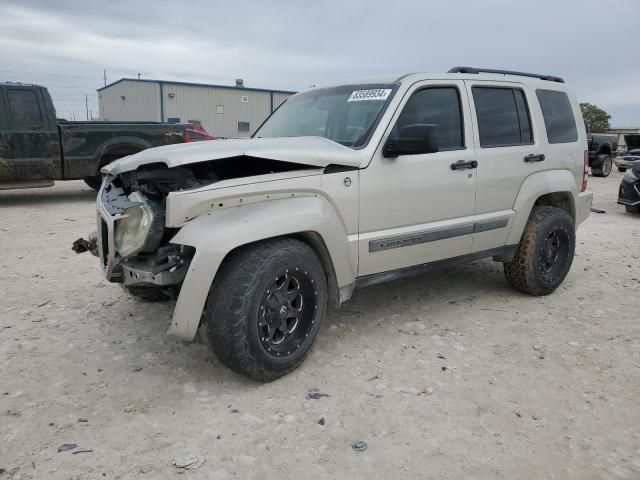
[448,66,564,83]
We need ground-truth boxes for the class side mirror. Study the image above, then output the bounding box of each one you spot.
[383,124,439,158]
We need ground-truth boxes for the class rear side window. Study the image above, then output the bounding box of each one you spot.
[395,87,464,151]
[7,89,43,128]
[472,87,533,147]
[536,90,578,144]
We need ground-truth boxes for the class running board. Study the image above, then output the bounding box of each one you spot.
[355,245,518,289]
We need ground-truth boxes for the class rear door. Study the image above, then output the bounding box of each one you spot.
[0,90,16,184]
[5,86,57,184]
[465,81,546,252]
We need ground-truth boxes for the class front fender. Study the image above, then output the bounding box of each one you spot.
[166,195,355,341]
[507,170,578,245]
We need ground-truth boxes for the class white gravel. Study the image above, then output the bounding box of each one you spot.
[1,172,639,479]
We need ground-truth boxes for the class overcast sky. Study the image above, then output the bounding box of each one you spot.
[1,0,638,126]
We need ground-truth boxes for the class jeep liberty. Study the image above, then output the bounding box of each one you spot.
[77,67,593,381]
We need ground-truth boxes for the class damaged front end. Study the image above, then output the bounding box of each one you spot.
[77,166,204,291]
[76,154,321,291]
[74,136,362,301]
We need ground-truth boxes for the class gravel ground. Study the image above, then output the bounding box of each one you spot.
[1,172,639,480]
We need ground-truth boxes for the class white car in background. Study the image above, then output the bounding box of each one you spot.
[615,148,640,172]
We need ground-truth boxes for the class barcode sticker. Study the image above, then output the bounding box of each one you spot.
[347,89,392,102]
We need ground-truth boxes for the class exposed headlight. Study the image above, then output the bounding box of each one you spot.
[114,192,162,257]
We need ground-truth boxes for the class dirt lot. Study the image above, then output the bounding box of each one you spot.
[1,172,639,480]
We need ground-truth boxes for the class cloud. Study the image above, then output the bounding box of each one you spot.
[1,0,638,125]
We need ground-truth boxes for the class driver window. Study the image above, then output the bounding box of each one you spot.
[395,87,464,151]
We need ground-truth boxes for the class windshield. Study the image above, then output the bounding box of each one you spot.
[255,83,398,148]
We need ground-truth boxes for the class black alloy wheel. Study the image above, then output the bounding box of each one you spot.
[206,238,328,381]
[258,269,318,357]
[537,228,571,284]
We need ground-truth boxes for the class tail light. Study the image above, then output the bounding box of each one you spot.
[582,150,589,192]
[182,131,191,143]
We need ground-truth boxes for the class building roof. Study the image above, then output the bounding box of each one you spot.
[97,77,296,95]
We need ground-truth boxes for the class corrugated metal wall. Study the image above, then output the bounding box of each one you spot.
[98,80,161,122]
[163,84,276,138]
[272,92,290,111]
[98,79,294,138]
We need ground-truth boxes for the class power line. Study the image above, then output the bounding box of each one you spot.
[0,68,105,80]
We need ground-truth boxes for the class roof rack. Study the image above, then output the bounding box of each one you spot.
[448,66,564,83]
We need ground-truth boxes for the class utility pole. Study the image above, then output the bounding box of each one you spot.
[103,69,107,87]
[85,94,89,121]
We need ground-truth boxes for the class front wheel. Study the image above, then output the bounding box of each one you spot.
[504,206,575,296]
[206,238,328,381]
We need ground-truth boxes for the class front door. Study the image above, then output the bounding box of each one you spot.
[5,87,56,185]
[358,80,477,277]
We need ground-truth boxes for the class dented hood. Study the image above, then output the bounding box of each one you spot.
[103,136,365,175]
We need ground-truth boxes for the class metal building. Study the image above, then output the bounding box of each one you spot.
[97,78,295,138]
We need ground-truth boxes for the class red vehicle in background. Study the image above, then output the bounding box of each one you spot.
[184,124,215,142]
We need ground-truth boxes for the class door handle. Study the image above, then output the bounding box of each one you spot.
[524,153,545,163]
[450,160,478,170]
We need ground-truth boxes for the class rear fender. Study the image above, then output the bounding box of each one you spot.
[167,195,355,341]
[507,170,578,245]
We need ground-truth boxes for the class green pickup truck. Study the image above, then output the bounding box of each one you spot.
[0,82,187,190]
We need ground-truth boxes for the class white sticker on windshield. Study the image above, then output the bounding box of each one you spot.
[347,89,392,102]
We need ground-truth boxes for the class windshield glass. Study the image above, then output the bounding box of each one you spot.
[255,83,398,148]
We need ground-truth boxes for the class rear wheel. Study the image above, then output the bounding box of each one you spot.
[591,154,612,177]
[625,205,640,214]
[83,153,134,191]
[83,175,102,190]
[504,206,575,296]
[206,238,328,381]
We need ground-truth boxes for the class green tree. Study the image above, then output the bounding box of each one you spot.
[580,103,611,133]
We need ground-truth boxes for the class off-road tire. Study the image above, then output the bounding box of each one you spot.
[121,285,171,302]
[625,205,640,214]
[504,206,575,296]
[591,154,612,177]
[617,167,627,173]
[206,238,328,381]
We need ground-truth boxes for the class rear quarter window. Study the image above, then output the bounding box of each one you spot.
[535,90,578,144]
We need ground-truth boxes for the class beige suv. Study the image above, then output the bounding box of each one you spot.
[82,67,593,381]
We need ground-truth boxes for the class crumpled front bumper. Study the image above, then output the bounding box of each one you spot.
[95,177,191,287]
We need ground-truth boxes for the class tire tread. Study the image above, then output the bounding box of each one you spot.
[207,238,327,381]
[504,206,575,296]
